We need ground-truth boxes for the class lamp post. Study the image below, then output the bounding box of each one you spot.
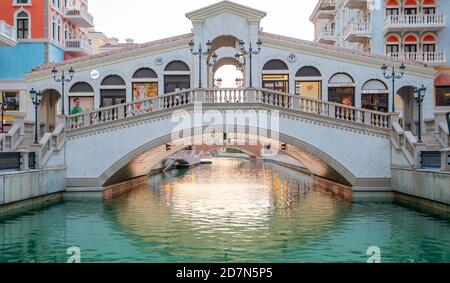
[52,67,74,115]
[189,40,212,88]
[30,88,43,144]
[381,63,406,113]
[235,78,244,88]
[235,39,262,88]
[0,93,7,134]
[413,84,426,143]
[214,78,222,88]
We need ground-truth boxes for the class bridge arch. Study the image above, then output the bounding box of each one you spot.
[99,128,355,187]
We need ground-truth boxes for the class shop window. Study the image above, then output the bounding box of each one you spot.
[1,91,20,111]
[262,74,289,93]
[295,81,322,100]
[436,87,450,106]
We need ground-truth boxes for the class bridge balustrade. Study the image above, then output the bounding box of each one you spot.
[65,88,391,131]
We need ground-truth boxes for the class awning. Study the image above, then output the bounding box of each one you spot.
[435,74,450,87]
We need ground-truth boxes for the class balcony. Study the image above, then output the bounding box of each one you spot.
[316,1,337,20]
[65,9,94,27]
[65,38,93,56]
[342,0,367,9]
[384,14,446,32]
[343,20,371,42]
[0,20,16,46]
[387,52,446,64]
[316,28,337,44]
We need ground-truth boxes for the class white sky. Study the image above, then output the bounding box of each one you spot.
[89,0,318,87]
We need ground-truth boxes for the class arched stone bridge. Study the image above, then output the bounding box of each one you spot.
[46,88,395,193]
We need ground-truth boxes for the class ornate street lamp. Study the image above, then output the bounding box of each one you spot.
[235,78,244,88]
[214,78,222,88]
[30,88,43,144]
[413,85,426,143]
[381,63,406,113]
[235,39,262,88]
[52,67,74,115]
[189,39,212,88]
[0,93,7,134]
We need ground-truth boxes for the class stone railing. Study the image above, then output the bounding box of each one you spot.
[0,20,16,43]
[29,121,66,168]
[434,112,450,148]
[256,88,391,129]
[3,125,23,152]
[0,133,5,152]
[385,14,446,27]
[390,113,426,167]
[343,19,371,39]
[387,52,446,63]
[65,88,392,132]
[65,38,93,54]
[204,88,246,103]
[65,9,94,26]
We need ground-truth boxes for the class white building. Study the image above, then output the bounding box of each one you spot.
[25,0,436,137]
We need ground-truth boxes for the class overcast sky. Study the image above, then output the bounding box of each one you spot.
[89,0,317,44]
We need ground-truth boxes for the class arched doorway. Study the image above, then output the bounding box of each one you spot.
[132,68,158,100]
[164,61,190,93]
[100,75,126,107]
[40,89,61,134]
[396,85,417,133]
[361,80,389,112]
[69,82,95,115]
[262,60,289,93]
[213,58,244,88]
[295,66,322,100]
[328,73,355,106]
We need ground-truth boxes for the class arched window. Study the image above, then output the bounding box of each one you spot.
[164,61,190,93]
[385,0,400,16]
[404,0,418,15]
[422,33,436,57]
[361,80,389,112]
[295,66,322,100]
[132,68,158,99]
[100,75,126,107]
[328,73,355,106]
[435,74,450,107]
[16,11,29,39]
[69,82,95,114]
[404,34,418,57]
[262,59,289,93]
[423,0,436,14]
[385,34,400,55]
[164,60,190,72]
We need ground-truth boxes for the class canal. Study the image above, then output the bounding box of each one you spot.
[0,158,450,263]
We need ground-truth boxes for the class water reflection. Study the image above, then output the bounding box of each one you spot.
[0,158,450,263]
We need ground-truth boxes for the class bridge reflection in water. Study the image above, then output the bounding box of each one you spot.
[1,158,450,263]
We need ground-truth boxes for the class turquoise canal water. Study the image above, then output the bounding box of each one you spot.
[1,158,450,263]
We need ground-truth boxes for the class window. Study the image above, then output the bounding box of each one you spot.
[1,91,20,111]
[404,8,417,15]
[386,44,399,53]
[423,7,436,14]
[386,8,399,16]
[262,75,289,93]
[295,81,322,100]
[404,44,417,53]
[15,0,30,4]
[16,11,29,39]
[423,44,435,52]
[436,87,450,106]
[361,80,389,113]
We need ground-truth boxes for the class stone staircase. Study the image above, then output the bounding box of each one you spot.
[422,134,443,151]
[16,134,36,151]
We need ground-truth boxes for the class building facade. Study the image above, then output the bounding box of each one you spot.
[0,0,94,128]
[310,0,450,113]
[24,0,436,139]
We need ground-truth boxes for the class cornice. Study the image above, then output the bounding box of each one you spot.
[260,35,437,79]
[25,36,194,82]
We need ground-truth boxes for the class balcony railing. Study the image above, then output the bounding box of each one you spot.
[342,0,367,9]
[0,20,16,46]
[65,9,94,27]
[387,52,446,63]
[65,38,92,55]
[343,19,371,42]
[316,28,337,43]
[385,14,446,30]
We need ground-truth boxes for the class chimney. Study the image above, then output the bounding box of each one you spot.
[125,38,134,44]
